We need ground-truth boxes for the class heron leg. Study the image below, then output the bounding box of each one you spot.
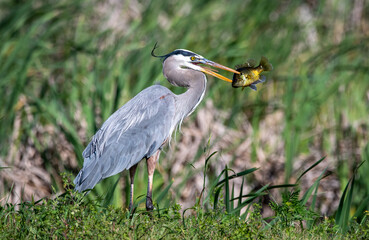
[128,163,138,211]
[146,150,160,211]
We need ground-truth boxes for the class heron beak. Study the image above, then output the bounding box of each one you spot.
[199,60,240,83]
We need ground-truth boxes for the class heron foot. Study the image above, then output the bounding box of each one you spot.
[146,196,154,211]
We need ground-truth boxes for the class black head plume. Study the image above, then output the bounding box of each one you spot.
[151,43,197,62]
[151,42,167,61]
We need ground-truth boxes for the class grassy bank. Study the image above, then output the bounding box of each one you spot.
[1,181,368,239]
[2,159,369,239]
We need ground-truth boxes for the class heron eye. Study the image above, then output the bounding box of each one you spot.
[190,56,196,61]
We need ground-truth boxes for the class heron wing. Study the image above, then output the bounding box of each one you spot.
[74,85,176,191]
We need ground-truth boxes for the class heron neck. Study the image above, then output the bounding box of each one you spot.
[176,75,207,119]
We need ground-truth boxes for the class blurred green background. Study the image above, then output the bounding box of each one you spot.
[0,0,368,215]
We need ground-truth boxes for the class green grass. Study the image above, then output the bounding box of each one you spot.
[0,197,268,239]
[1,0,369,235]
[1,167,369,239]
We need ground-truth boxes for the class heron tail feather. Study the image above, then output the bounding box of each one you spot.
[74,154,102,192]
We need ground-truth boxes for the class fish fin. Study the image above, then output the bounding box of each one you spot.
[246,59,257,67]
[235,59,257,69]
[249,84,257,91]
[252,76,265,85]
[259,75,266,83]
[253,80,261,85]
[260,56,273,72]
[235,63,249,69]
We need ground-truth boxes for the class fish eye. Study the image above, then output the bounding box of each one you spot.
[190,56,196,61]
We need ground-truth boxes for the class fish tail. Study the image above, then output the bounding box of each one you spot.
[259,56,273,72]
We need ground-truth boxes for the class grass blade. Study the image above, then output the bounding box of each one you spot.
[215,168,258,188]
[236,177,244,216]
[301,168,327,205]
[103,175,121,207]
[155,180,174,207]
[335,178,351,228]
[229,185,269,215]
[205,168,226,207]
[225,165,230,212]
[296,156,326,182]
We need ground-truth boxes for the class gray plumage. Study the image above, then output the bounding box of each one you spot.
[74,85,176,191]
[74,47,238,210]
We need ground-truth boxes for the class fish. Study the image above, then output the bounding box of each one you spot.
[232,56,273,91]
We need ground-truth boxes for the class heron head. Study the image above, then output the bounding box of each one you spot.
[152,46,239,86]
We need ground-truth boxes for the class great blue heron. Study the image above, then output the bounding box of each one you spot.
[74,46,240,210]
